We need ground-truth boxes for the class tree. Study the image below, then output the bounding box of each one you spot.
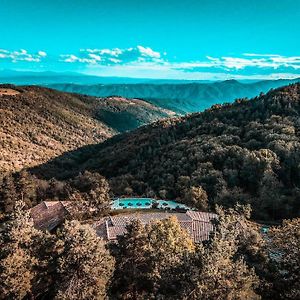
[124,186,133,196]
[0,173,18,213]
[0,247,37,300]
[269,218,300,299]
[184,186,208,210]
[110,220,150,299]
[111,217,195,299]
[0,200,52,299]
[54,220,114,300]
[159,188,168,199]
[71,171,110,214]
[16,170,37,208]
[257,169,282,220]
[185,205,260,300]
[146,216,195,296]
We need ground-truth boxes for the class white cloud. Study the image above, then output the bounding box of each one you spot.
[61,46,163,65]
[199,54,300,70]
[60,49,300,80]
[243,53,281,57]
[85,48,123,56]
[137,45,161,58]
[270,56,300,65]
[85,62,300,80]
[83,51,300,80]
[0,49,48,63]
[88,53,101,61]
[60,54,97,64]
[1,46,299,81]
[38,51,47,57]
[61,48,300,74]
[62,54,78,63]
[109,58,122,63]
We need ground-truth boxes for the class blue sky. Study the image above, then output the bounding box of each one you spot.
[0,0,300,80]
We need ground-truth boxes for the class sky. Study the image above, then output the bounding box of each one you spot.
[0,0,300,80]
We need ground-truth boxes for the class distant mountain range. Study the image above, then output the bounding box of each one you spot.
[48,78,300,114]
[2,70,300,114]
[0,70,212,85]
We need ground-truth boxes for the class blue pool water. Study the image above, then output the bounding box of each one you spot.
[111,198,192,210]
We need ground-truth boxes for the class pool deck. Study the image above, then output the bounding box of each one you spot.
[111,197,192,211]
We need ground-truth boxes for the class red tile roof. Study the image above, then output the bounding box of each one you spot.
[30,200,94,231]
[93,211,217,243]
[186,211,216,223]
[30,201,71,231]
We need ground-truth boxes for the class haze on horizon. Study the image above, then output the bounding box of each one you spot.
[0,0,299,80]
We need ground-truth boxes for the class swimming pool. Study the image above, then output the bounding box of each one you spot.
[111,198,192,210]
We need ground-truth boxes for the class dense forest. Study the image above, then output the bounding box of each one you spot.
[11,83,299,222]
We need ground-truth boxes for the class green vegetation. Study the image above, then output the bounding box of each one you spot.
[0,201,114,300]
[1,202,299,299]
[22,83,300,221]
[0,83,300,299]
[110,216,195,299]
[53,220,115,300]
[0,171,111,215]
[0,85,113,173]
[269,218,300,299]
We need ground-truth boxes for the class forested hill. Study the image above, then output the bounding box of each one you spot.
[32,83,300,221]
[48,78,300,114]
[0,85,174,173]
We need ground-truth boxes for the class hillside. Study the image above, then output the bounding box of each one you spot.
[49,78,300,114]
[0,85,174,173]
[31,84,300,221]
[91,96,175,132]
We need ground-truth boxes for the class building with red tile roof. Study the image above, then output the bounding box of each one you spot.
[30,201,217,243]
[30,201,72,231]
[93,210,217,243]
